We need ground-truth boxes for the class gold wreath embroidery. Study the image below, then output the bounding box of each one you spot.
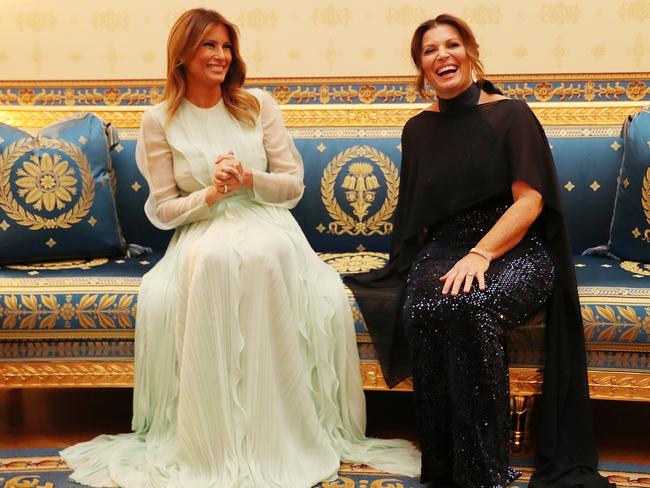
[321,145,398,236]
[0,137,95,230]
[641,167,650,243]
[4,257,109,270]
[319,251,388,273]
[620,261,650,276]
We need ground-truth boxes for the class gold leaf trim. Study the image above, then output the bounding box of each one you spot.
[0,330,134,339]
[1,361,649,400]
[0,361,134,387]
[2,102,648,130]
[359,362,412,391]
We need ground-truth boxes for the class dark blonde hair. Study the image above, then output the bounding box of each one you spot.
[410,14,485,99]
[163,8,259,125]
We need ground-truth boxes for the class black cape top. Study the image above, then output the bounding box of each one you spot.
[344,85,612,487]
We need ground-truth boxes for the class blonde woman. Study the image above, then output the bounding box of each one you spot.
[61,8,419,487]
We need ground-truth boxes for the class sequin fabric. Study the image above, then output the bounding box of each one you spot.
[402,201,555,487]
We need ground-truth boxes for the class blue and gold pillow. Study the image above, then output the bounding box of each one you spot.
[608,108,650,262]
[0,114,125,264]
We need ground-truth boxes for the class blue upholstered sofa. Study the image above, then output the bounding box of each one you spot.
[1,78,649,449]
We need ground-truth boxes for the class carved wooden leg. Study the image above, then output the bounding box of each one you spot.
[510,394,534,453]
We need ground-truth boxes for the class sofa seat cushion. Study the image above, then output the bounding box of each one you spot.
[506,255,650,371]
[574,255,650,371]
[0,252,162,361]
[3,251,647,373]
[320,252,650,372]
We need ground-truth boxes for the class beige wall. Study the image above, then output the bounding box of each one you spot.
[0,0,648,80]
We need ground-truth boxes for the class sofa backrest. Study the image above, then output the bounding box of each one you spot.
[549,130,622,253]
[114,126,623,255]
[111,139,172,251]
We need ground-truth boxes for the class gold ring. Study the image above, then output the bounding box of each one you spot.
[467,272,474,277]
[224,184,228,193]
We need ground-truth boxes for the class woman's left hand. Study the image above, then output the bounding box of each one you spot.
[440,253,489,296]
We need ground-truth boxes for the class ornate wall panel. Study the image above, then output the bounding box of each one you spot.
[1,1,650,78]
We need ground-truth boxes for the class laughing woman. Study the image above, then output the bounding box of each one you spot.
[346,14,613,488]
[60,8,419,487]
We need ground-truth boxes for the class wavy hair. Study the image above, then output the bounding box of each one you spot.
[163,8,259,125]
[410,14,485,99]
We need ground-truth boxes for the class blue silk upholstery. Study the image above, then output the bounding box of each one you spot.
[607,109,650,261]
[550,135,623,253]
[0,253,161,360]
[0,114,125,264]
[111,140,172,251]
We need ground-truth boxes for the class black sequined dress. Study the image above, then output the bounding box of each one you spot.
[344,82,614,487]
[403,200,553,486]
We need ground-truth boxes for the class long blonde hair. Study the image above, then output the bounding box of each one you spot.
[411,14,485,99]
[163,8,260,125]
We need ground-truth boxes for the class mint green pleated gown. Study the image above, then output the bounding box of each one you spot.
[60,89,420,488]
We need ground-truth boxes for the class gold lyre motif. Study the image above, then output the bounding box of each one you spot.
[321,145,398,236]
[341,162,380,221]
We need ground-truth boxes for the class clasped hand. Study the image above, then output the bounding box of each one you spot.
[440,253,489,296]
[206,151,248,204]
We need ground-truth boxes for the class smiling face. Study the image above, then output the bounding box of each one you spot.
[420,24,473,99]
[185,23,232,92]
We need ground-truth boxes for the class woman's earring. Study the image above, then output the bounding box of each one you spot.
[424,80,435,99]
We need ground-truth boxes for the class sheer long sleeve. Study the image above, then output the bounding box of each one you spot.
[250,90,305,208]
[136,110,212,230]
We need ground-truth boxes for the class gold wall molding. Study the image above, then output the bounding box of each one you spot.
[1,101,646,130]
[4,360,647,401]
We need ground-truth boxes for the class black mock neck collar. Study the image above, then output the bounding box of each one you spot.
[437,82,481,113]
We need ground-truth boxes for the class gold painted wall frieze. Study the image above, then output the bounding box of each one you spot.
[1,75,650,106]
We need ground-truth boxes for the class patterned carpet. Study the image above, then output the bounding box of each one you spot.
[1,452,649,487]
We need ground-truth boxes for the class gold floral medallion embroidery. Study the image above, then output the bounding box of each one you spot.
[321,145,398,236]
[15,152,78,211]
[0,137,95,230]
